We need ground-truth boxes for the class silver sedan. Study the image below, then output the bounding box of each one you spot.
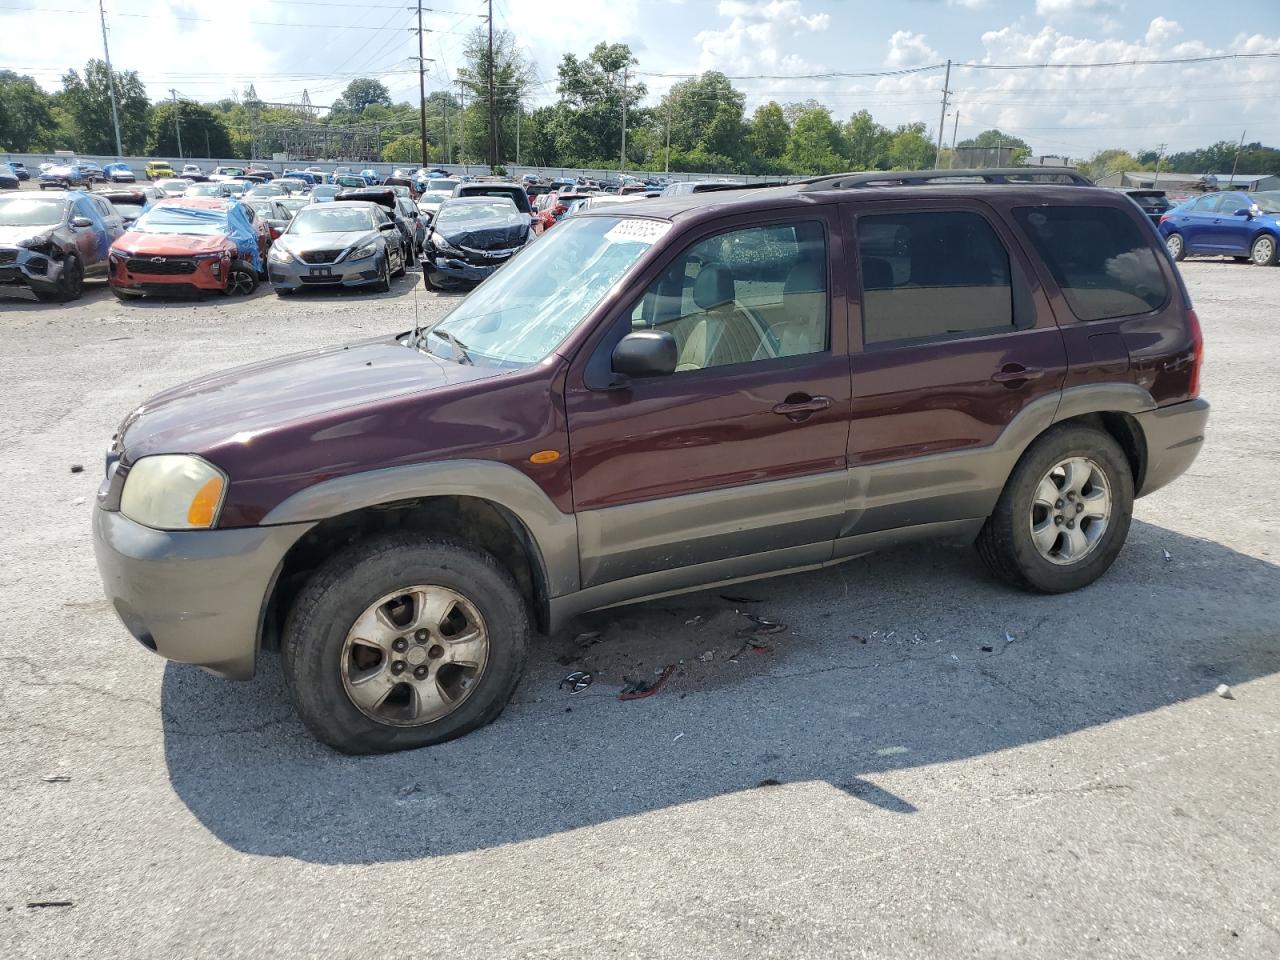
[266,201,407,295]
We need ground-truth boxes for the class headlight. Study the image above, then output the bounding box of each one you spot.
[120,455,227,530]
[193,252,224,261]
[349,242,377,261]
[269,245,295,263]
[431,232,459,254]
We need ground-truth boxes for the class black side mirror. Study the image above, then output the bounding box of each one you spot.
[1233,207,1253,218]
[611,330,677,380]
[379,222,397,231]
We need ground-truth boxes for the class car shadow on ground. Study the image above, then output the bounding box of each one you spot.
[160,519,1280,863]
[0,279,113,311]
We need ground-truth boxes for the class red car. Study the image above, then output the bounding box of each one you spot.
[534,190,593,233]
[108,197,270,299]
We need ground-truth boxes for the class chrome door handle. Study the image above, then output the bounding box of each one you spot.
[992,365,1044,384]
[772,395,833,419]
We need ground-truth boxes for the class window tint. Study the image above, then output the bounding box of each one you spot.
[857,210,1013,346]
[630,221,828,371]
[1190,195,1217,212]
[1014,205,1167,321]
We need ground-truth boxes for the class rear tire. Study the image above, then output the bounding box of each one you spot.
[282,534,530,754]
[977,424,1134,593]
[392,244,407,279]
[1164,232,1185,261]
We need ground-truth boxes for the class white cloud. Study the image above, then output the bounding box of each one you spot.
[949,0,992,8]
[1036,0,1125,15]
[885,31,940,68]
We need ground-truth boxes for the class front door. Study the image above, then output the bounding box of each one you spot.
[841,200,1068,540]
[564,209,852,589]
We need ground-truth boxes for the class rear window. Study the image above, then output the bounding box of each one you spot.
[1014,205,1167,321]
[1130,193,1170,213]
[857,210,1014,346]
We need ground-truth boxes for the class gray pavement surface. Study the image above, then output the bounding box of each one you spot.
[1,260,1277,959]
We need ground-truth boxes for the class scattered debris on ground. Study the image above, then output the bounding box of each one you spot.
[69,464,83,474]
[559,671,593,694]
[40,775,71,783]
[672,732,684,742]
[980,645,994,653]
[1216,684,1235,700]
[619,664,674,701]
[720,594,761,604]
[26,901,73,909]
[756,778,782,787]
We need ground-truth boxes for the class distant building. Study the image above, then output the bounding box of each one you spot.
[1096,170,1280,192]
[953,145,1018,168]
[1025,155,1074,168]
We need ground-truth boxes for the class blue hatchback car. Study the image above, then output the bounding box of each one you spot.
[1159,190,1280,266]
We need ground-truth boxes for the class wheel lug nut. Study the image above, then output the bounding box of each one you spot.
[1066,520,1075,529]
[391,660,406,674]
[392,638,408,652]
[1055,500,1063,509]
[414,665,428,679]
[428,644,445,659]
[1054,516,1063,525]
[1076,503,1084,513]
[415,629,429,643]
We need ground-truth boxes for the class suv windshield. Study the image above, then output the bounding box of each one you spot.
[416,215,666,366]
[133,206,228,235]
[0,196,66,226]
[289,206,374,234]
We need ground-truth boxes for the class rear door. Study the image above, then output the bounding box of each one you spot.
[841,199,1067,540]
[564,207,851,589]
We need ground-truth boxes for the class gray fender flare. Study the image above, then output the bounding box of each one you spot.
[261,459,581,597]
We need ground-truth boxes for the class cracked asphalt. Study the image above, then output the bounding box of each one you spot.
[1,260,1278,959]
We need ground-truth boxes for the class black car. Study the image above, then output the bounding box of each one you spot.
[422,196,530,289]
[1121,189,1173,226]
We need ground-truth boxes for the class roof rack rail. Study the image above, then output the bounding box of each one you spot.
[798,167,1092,191]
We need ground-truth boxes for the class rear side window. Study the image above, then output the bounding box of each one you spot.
[1014,205,1167,321]
[857,210,1014,346]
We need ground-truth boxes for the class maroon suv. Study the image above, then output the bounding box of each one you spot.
[93,167,1208,754]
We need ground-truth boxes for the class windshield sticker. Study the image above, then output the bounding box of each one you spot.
[604,218,670,246]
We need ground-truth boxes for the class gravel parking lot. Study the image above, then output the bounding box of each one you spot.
[2,260,1277,959]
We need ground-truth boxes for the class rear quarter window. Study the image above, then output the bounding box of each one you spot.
[1013,205,1168,322]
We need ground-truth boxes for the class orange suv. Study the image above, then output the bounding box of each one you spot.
[108,197,268,299]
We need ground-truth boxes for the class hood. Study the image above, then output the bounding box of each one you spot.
[281,229,375,254]
[113,230,232,256]
[437,220,529,251]
[0,225,56,246]
[120,337,508,464]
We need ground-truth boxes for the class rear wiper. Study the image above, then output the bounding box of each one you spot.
[432,328,473,365]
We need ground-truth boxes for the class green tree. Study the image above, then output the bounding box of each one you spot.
[0,71,55,151]
[747,102,789,162]
[149,100,232,157]
[381,134,423,163]
[333,78,392,115]
[888,122,934,170]
[1078,148,1144,182]
[656,72,745,161]
[457,27,536,166]
[843,109,891,170]
[60,60,151,154]
[783,107,845,174]
[554,42,645,164]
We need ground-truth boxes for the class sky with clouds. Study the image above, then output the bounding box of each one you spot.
[3,0,1278,157]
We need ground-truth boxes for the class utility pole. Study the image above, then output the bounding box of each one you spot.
[1152,142,1167,188]
[948,109,960,169]
[455,79,467,169]
[169,89,183,159]
[410,2,432,168]
[620,64,628,174]
[98,0,123,157]
[515,97,521,168]
[664,98,672,175]
[1227,129,1247,188]
[935,58,951,167]
[487,0,497,171]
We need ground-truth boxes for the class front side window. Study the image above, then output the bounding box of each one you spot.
[630,221,828,371]
[857,210,1013,346]
[1014,205,1167,322]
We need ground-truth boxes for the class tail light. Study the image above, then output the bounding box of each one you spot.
[270,226,281,240]
[1187,307,1203,399]
[1158,214,1170,224]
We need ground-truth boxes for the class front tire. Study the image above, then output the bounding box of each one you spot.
[282,534,530,754]
[977,424,1134,594]
[374,254,392,292]
[1250,233,1278,266]
[34,253,84,302]
[224,260,257,296]
[1164,232,1185,262]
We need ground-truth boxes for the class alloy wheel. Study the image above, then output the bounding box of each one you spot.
[226,266,255,296]
[1165,234,1183,259]
[339,585,490,726]
[1029,457,1112,566]
[1252,235,1275,266]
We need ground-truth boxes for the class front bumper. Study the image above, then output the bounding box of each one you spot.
[424,254,501,285]
[268,255,383,289]
[0,244,66,292]
[110,255,228,295]
[93,508,314,679]
[1134,397,1210,497]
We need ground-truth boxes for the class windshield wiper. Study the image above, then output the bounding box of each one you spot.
[431,328,473,365]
